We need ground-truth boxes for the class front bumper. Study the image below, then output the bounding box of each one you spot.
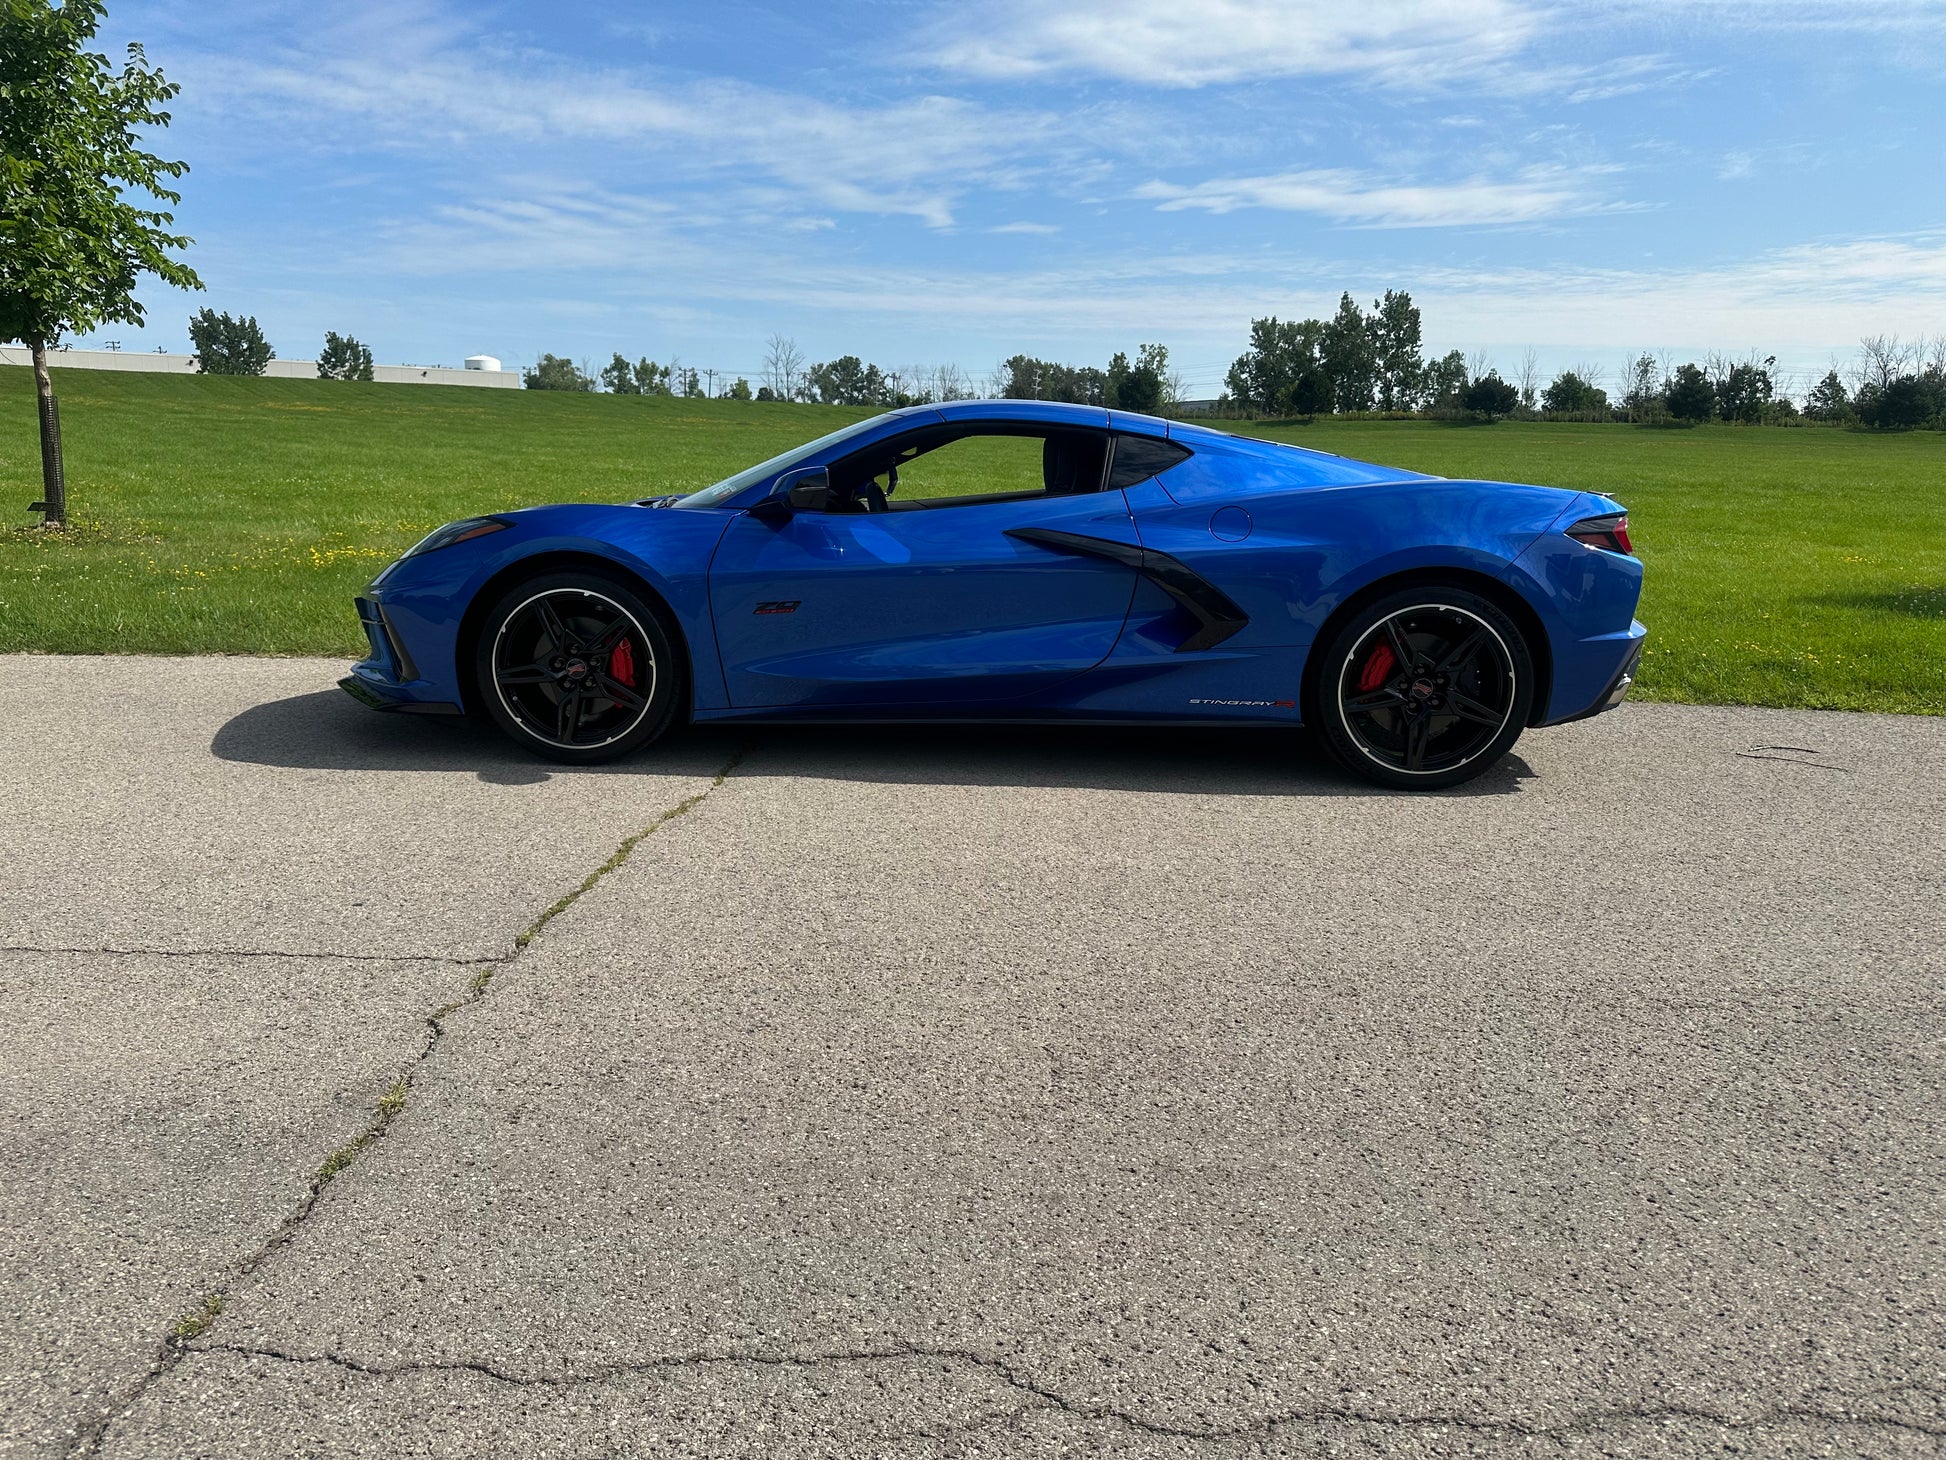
[341,595,465,715]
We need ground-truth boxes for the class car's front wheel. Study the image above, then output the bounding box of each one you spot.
[473,571,682,763]
[1313,587,1534,790]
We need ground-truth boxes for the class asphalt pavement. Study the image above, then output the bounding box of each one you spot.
[2,654,1942,1458]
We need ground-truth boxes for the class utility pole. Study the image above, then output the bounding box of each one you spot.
[703,368,718,399]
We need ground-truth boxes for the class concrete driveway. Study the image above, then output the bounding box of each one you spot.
[3,655,1942,1458]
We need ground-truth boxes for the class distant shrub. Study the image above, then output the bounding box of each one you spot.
[1804,370,1852,423]
[1462,371,1519,421]
[1279,369,1331,418]
[1663,364,1714,423]
[317,332,373,382]
[189,310,273,376]
[523,354,595,392]
[1714,360,1775,424]
[1856,375,1933,430]
[1541,370,1608,420]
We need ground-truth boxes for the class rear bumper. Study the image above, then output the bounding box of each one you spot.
[1544,623,1646,725]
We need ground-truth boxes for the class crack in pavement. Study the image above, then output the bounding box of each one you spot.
[63,749,747,1459]
[184,1341,1946,1443]
[1735,744,1851,772]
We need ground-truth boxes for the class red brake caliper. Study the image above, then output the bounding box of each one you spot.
[1357,642,1396,693]
[610,637,636,688]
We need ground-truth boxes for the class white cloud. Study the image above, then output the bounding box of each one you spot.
[367,181,1946,354]
[1135,166,1633,227]
[990,222,1062,234]
[920,0,1944,95]
[176,12,1065,229]
[924,0,1542,87]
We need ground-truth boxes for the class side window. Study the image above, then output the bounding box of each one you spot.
[1107,435,1191,490]
[826,427,1110,511]
[895,433,1047,502]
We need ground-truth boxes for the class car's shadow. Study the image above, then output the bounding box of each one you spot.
[212,690,1536,798]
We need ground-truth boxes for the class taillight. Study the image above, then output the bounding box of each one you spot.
[1565,512,1633,556]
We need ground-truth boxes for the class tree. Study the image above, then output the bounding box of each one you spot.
[928,362,973,402]
[600,352,639,394]
[1107,343,1166,413]
[1281,370,1330,418]
[1540,370,1607,419]
[1320,293,1376,413]
[188,309,273,375]
[726,376,752,401]
[1223,316,1324,415]
[1855,334,1915,397]
[316,330,372,382]
[600,354,671,394]
[1422,350,1469,415]
[998,354,1106,404]
[522,353,594,391]
[1370,290,1424,412]
[806,354,889,407]
[1619,352,1664,424]
[1663,363,1714,423]
[1715,357,1775,424]
[1,0,203,524]
[635,358,672,395]
[676,365,702,398]
[1462,371,1519,421]
[1920,365,1946,428]
[1514,346,1540,414]
[1856,375,1931,430]
[762,333,805,401]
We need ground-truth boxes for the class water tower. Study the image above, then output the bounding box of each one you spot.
[464,355,502,373]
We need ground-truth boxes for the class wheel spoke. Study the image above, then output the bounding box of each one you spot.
[1344,687,1406,715]
[589,616,634,656]
[1445,689,1504,726]
[1435,629,1488,676]
[1403,714,1432,770]
[555,686,584,743]
[497,661,554,686]
[1383,618,1420,676]
[593,672,644,711]
[535,598,574,654]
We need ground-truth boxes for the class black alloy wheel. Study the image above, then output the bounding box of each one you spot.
[1314,588,1534,790]
[474,572,681,763]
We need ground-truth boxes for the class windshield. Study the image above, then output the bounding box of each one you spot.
[675,414,902,508]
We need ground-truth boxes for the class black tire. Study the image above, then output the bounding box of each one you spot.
[472,570,683,764]
[1311,587,1534,790]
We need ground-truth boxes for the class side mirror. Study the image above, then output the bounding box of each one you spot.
[785,469,832,512]
[747,467,829,522]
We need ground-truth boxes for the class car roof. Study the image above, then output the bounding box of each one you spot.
[931,398,1171,435]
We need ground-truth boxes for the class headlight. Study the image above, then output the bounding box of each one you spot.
[402,516,512,558]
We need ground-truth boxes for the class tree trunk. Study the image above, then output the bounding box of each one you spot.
[30,339,67,527]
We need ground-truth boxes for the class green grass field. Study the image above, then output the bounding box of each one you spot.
[3,368,1942,714]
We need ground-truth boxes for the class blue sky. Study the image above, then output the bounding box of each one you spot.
[79,0,1946,396]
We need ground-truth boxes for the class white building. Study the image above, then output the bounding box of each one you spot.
[0,345,521,388]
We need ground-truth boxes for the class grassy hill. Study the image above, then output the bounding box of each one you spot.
[3,368,1941,714]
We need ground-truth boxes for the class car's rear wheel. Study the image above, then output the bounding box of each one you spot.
[1314,587,1534,790]
[473,571,682,764]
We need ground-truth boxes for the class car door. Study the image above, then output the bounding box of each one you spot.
[708,427,1141,709]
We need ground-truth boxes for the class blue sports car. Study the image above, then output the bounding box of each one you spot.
[341,400,1644,789]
